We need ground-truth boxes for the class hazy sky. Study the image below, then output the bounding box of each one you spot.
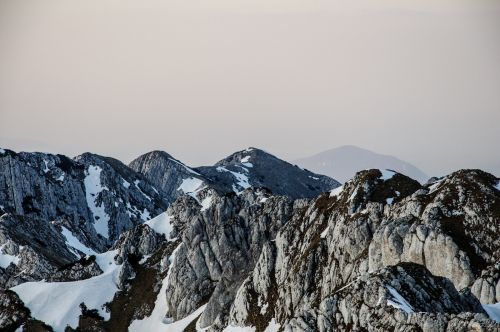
[1,0,499,176]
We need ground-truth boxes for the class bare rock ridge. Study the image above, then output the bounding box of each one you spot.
[0,146,499,331]
[130,147,340,200]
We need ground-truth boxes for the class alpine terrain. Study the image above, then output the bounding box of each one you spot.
[0,146,499,332]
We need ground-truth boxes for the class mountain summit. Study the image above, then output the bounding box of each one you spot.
[295,145,429,183]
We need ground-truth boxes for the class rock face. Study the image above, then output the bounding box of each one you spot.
[160,168,499,331]
[0,149,168,249]
[1,145,499,332]
[131,147,341,202]
[129,150,205,204]
[0,213,78,288]
[197,147,341,199]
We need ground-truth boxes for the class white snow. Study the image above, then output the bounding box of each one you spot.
[223,326,256,332]
[178,177,204,198]
[129,244,185,331]
[43,160,50,173]
[320,225,330,238]
[386,197,394,205]
[240,156,253,168]
[141,208,151,221]
[11,250,121,332]
[0,148,5,154]
[309,176,319,180]
[216,167,250,194]
[0,244,20,268]
[200,195,213,212]
[145,212,175,240]
[260,197,269,203]
[330,185,344,198]
[263,319,280,332]
[386,286,414,314]
[139,255,151,265]
[379,169,396,181]
[56,174,65,182]
[428,178,445,193]
[84,165,110,239]
[482,303,500,323]
[122,179,130,189]
[60,226,96,257]
[494,180,500,191]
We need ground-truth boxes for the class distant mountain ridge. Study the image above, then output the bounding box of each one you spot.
[131,147,340,202]
[294,145,429,183]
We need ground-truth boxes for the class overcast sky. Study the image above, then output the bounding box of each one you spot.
[1,0,499,176]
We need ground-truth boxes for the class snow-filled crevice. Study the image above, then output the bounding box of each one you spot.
[84,165,110,239]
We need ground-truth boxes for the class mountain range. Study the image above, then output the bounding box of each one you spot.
[294,145,429,184]
[0,146,499,332]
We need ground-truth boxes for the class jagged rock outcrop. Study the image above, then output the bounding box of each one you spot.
[0,149,167,249]
[129,150,205,204]
[165,188,296,328]
[220,169,500,331]
[0,213,78,287]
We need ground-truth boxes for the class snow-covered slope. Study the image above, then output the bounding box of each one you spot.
[295,145,429,183]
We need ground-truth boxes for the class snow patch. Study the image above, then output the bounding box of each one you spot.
[330,185,344,198]
[0,244,20,268]
[126,202,151,222]
[309,176,319,180]
[61,227,96,257]
[139,255,151,265]
[263,318,280,332]
[43,160,50,173]
[494,180,500,191]
[200,195,213,212]
[178,177,204,198]
[428,178,445,194]
[11,250,121,332]
[0,148,5,154]
[216,167,250,194]
[240,155,253,168]
[386,286,414,314]
[122,179,130,189]
[320,225,330,239]
[56,174,65,182]
[386,197,394,205]
[83,165,110,238]
[482,303,500,323]
[145,212,175,240]
[223,325,256,332]
[379,169,396,181]
[129,243,185,331]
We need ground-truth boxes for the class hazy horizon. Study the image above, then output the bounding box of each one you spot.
[1,0,499,176]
